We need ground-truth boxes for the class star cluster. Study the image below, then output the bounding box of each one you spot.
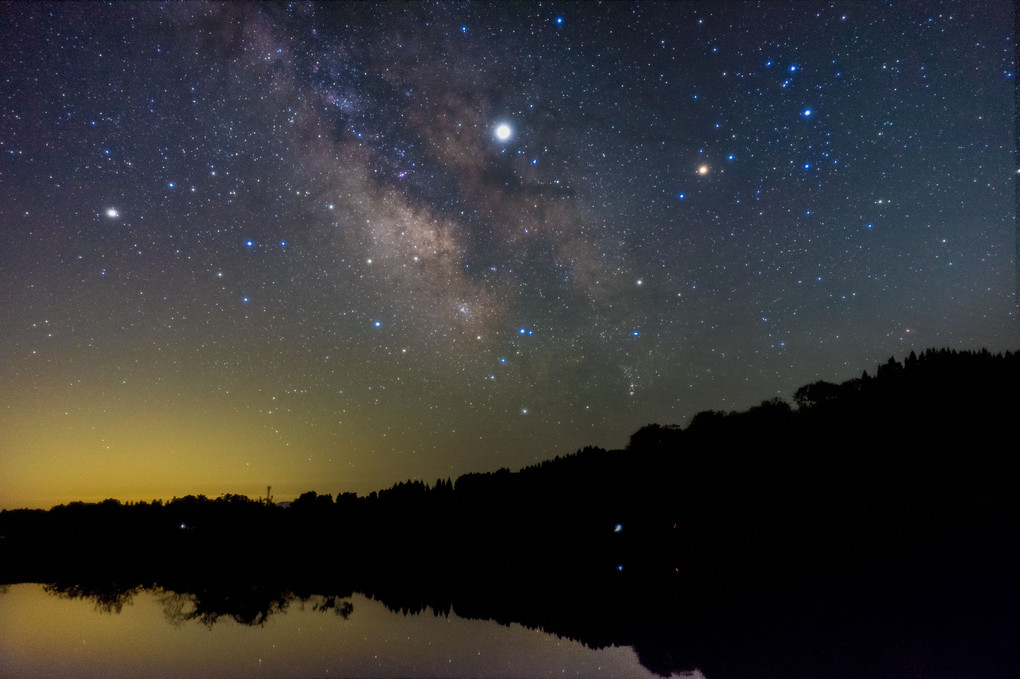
[0,2,1015,507]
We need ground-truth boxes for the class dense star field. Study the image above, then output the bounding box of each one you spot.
[0,2,1015,508]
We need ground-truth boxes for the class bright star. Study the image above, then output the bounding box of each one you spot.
[105,208,119,218]
[697,165,709,175]
[495,123,512,141]
[802,108,812,117]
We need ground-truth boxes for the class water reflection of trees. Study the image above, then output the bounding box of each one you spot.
[158,583,293,626]
[43,582,140,614]
[42,581,354,627]
[311,594,354,619]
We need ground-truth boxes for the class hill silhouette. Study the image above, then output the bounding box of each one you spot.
[1,347,1017,677]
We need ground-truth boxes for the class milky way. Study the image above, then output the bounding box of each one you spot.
[0,2,1015,507]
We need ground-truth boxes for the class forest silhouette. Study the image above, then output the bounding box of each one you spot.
[1,347,1017,678]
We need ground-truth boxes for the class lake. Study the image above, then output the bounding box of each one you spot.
[0,583,685,678]
[2,574,1017,679]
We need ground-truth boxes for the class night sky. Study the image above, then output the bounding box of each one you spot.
[1,2,1015,509]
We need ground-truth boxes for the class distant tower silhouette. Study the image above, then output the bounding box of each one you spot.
[266,485,273,505]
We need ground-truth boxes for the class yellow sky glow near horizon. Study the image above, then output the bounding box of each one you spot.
[0,392,344,510]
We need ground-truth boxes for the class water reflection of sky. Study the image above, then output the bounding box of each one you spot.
[0,584,676,678]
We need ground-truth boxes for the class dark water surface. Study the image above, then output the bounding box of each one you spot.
[1,571,1014,679]
[0,583,670,678]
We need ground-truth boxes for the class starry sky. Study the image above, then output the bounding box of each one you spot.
[1,2,1016,509]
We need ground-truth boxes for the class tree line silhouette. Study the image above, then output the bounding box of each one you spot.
[1,347,1017,678]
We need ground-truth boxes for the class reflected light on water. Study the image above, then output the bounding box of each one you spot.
[0,584,672,678]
